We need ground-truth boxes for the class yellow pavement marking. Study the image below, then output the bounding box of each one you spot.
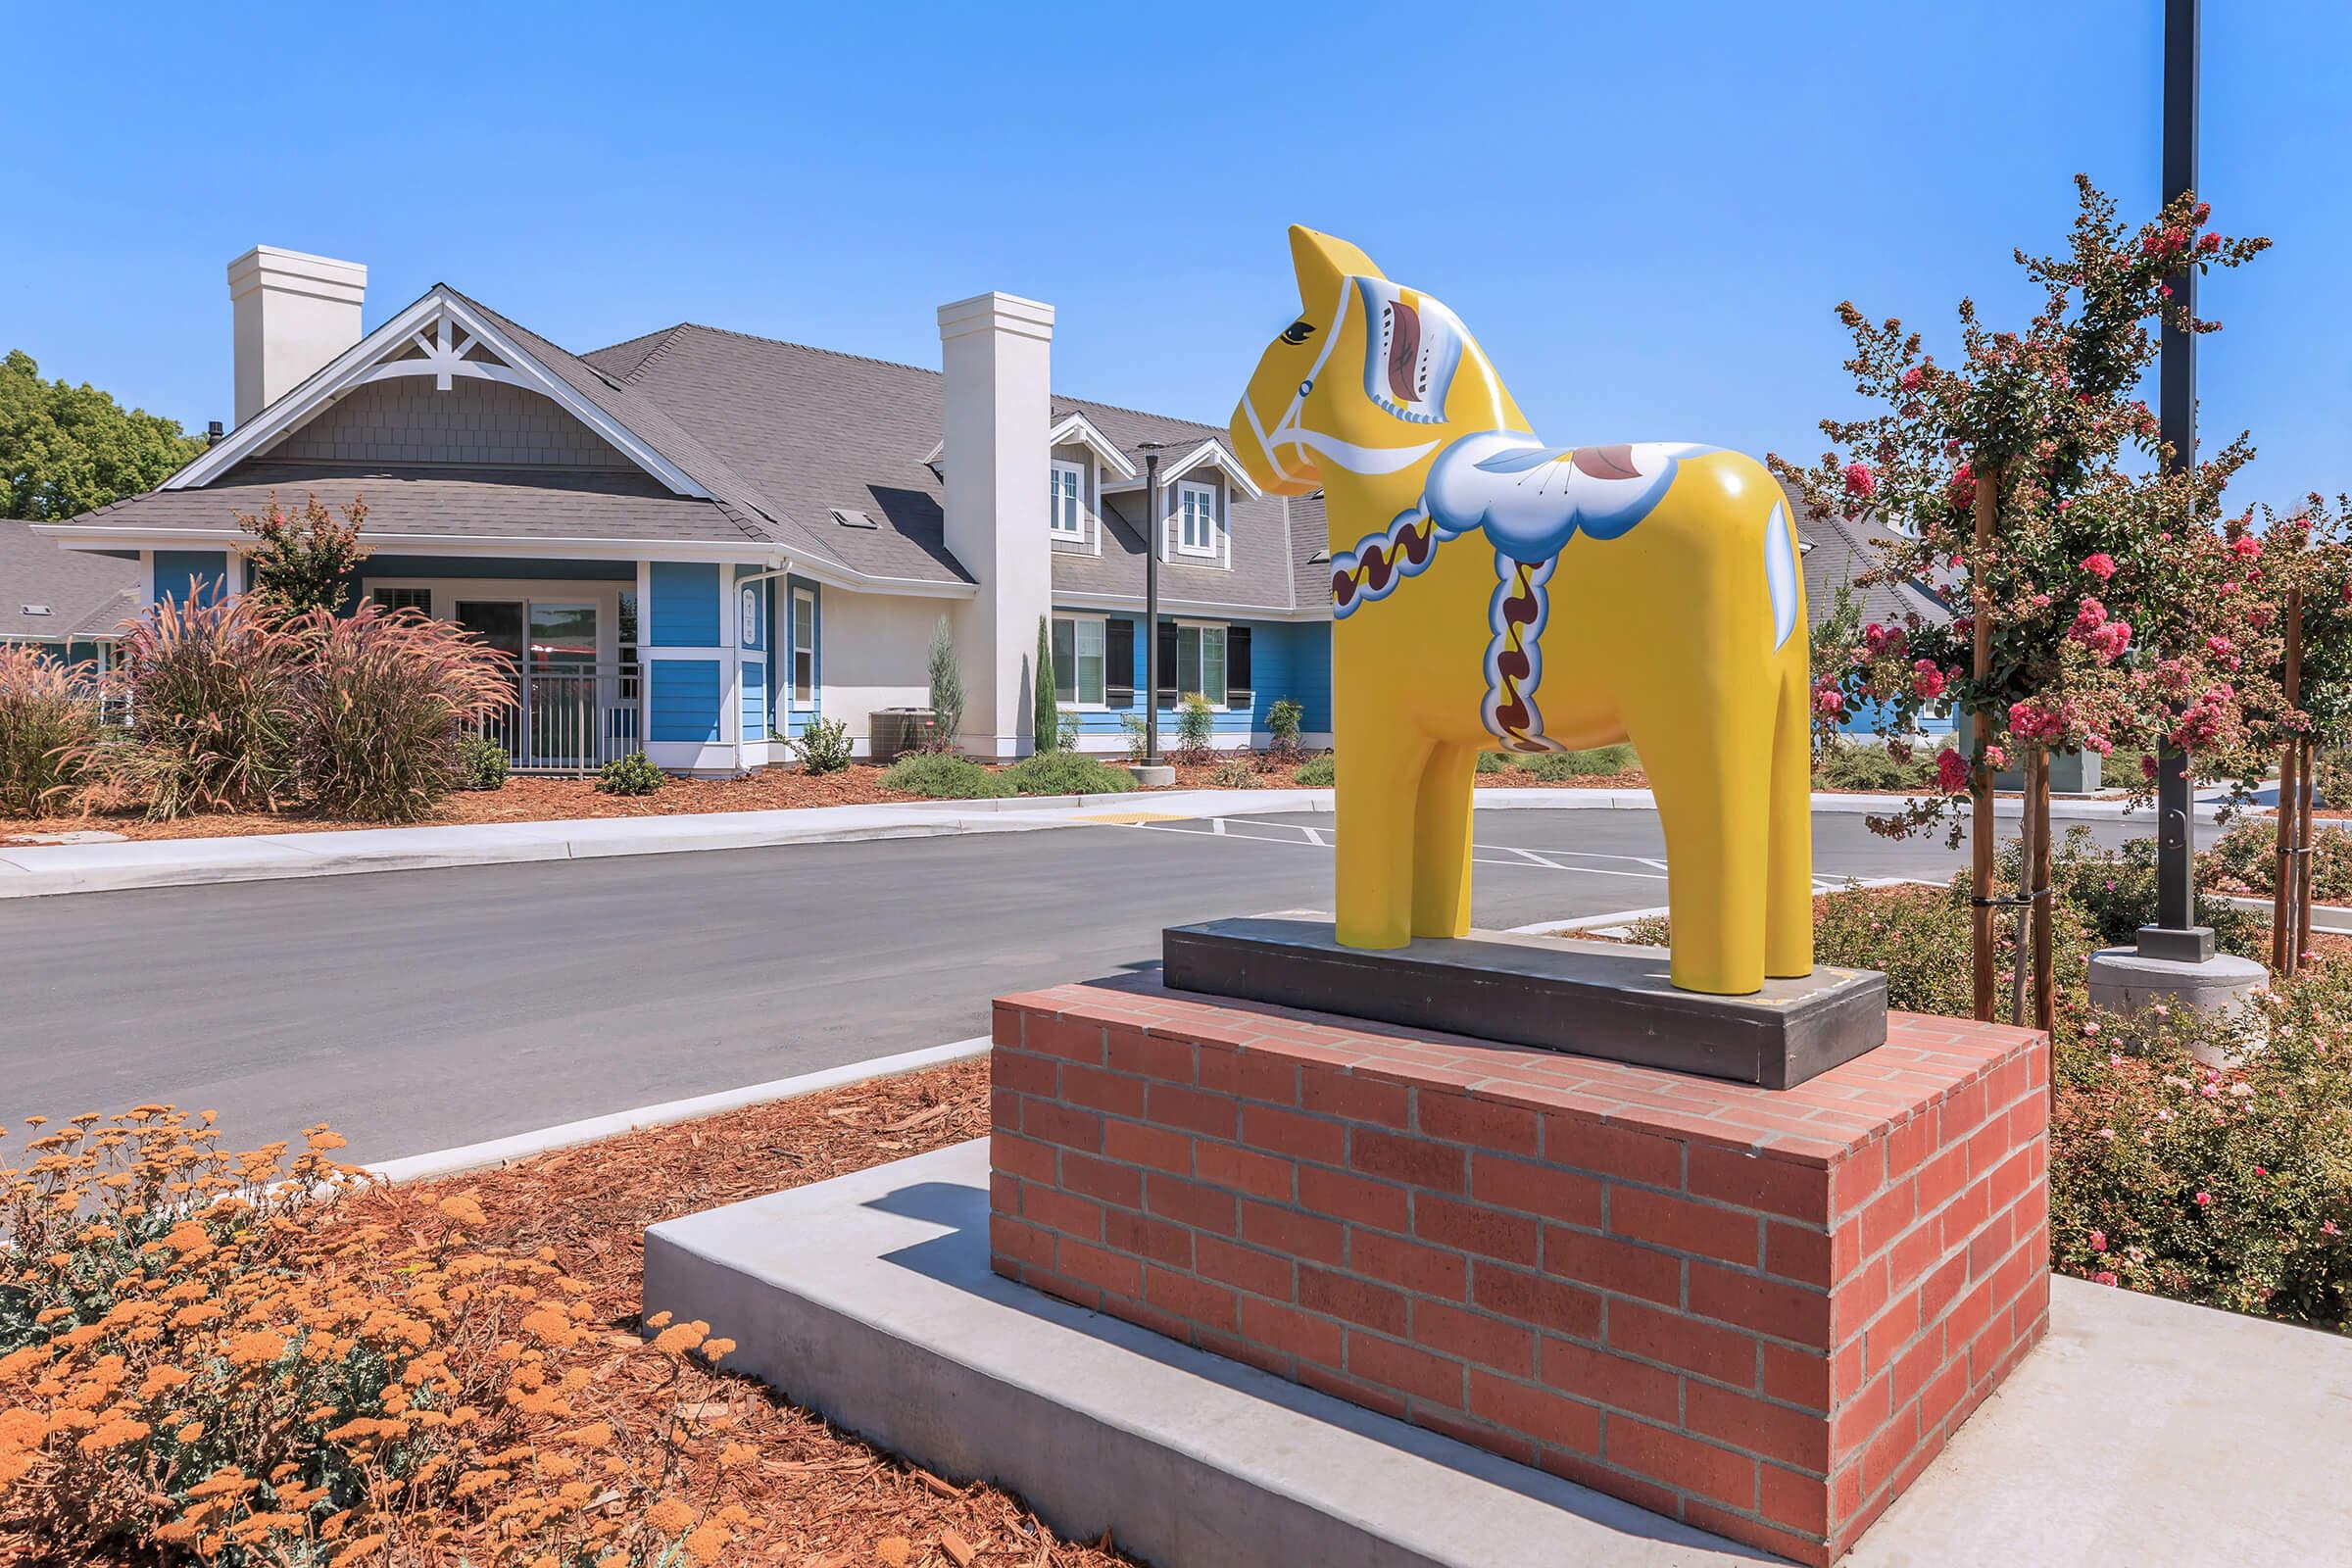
[1080,811,1193,825]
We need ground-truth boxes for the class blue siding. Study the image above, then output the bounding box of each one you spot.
[648,660,722,743]
[650,562,720,647]
[360,556,635,582]
[152,551,226,606]
[1056,613,1332,741]
[742,663,766,739]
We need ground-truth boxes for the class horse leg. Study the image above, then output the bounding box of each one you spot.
[1412,741,1479,938]
[1765,645,1816,979]
[1334,699,1433,950]
[1620,646,1774,995]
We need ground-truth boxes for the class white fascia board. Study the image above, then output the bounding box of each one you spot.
[1098,439,1263,500]
[168,287,710,501]
[1048,414,1139,479]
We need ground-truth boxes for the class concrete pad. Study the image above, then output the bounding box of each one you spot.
[647,1138,2352,1568]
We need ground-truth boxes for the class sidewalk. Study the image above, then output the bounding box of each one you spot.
[0,783,2236,901]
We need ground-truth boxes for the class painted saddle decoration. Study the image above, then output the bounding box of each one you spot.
[1229,228,1814,996]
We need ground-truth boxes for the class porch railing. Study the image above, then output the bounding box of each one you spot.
[469,661,642,774]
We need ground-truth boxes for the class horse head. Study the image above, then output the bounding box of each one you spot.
[1229,226,1520,499]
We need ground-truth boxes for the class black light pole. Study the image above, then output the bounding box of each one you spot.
[1137,445,1164,765]
[2141,0,2215,964]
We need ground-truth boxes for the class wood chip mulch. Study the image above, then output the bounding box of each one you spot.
[368,1058,1131,1567]
[0,756,1650,845]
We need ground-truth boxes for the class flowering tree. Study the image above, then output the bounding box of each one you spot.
[1774,176,2273,1020]
[2248,498,2352,967]
[235,490,370,619]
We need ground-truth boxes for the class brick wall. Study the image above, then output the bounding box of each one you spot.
[989,979,2047,1567]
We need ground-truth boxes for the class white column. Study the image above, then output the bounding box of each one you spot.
[938,291,1054,758]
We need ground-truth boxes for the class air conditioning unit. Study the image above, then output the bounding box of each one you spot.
[868,708,939,763]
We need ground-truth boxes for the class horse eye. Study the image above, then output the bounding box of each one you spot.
[1281,320,1316,345]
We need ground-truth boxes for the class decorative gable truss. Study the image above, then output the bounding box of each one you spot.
[166,287,710,499]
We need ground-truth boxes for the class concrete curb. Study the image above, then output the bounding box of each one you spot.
[0,782,2235,902]
[365,1036,991,1186]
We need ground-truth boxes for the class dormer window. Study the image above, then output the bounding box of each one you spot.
[1050,461,1085,539]
[1176,480,1218,559]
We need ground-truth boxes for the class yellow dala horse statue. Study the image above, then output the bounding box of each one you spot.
[1228,227,1813,996]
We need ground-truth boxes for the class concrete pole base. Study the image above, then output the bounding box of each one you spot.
[1127,763,1176,787]
[2084,948,2269,1066]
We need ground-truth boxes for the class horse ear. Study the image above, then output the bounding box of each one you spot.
[1289,225,1383,307]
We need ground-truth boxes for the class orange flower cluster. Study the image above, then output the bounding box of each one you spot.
[0,1108,751,1565]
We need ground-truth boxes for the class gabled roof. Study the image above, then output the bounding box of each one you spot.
[1785,481,1949,630]
[0,521,140,641]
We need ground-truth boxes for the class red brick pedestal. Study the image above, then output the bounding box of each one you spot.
[989,978,2049,1566]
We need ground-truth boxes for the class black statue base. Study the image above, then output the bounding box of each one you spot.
[1161,913,1888,1091]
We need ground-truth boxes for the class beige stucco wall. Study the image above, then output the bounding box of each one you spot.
[822,588,952,745]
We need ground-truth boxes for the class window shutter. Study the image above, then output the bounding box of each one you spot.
[1156,620,1179,705]
[1105,618,1135,707]
[1227,626,1252,710]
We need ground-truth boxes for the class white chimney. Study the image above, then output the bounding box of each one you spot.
[227,245,368,426]
[937,291,1054,757]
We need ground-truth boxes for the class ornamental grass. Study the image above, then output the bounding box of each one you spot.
[285,602,515,823]
[0,644,98,814]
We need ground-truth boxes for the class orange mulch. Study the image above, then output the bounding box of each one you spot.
[0,756,1654,846]
[0,1059,1132,1568]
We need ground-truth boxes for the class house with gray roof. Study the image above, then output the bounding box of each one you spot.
[0,519,139,668]
[30,246,1334,772]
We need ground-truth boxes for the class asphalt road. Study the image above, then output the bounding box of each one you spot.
[0,808,2140,1164]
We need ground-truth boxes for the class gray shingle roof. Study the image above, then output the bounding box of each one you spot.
[61,464,743,546]
[1785,481,1948,629]
[584,325,971,586]
[0,521,140,640]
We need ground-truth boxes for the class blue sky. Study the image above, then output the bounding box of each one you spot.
[4,1,2342,510]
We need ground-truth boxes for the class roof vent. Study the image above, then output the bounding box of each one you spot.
[830,508,878,529]
[20,604,51,616]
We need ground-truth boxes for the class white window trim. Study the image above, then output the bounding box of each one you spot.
[1175,480,1219,560]
[789,585,817,708]
[1049,459,1088,542]
[1172,617,1231,711]
[1052,612,1110,710]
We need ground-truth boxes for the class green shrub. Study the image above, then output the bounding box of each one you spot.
[0,645,99,814]
[1004,751,1135,797]
[2203,815,2352,904]
[793,715,855,774]
[1475,751,1508,775]
[92,594,299,818]
[1266,697,1304,754]
[2051,971,2352,1325]
[881,751,1009,799]
[284,603,515,822]
[1209,757,1258,788]
[926,617,965,745]
[1053,710,1081,752]
[1171,692,1216,764]
[595,751,665,796]
[457,733,508,791]
[1119,711,1150,762]
[1515,744,1639,782]
[1812,741,1936,792]
[2314,750,2352,811]
[1033,616,1058,755]
[1294,755,1336,787]
[2032,826,2263,958]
